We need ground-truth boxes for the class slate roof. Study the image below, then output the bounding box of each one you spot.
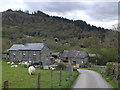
[62,50,88,58]
[52,52,60,56]
[9,43,44,51]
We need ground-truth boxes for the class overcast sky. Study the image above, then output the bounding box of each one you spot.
[0,0,119,29]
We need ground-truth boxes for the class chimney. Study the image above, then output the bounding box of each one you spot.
[22,38,26,45]
[43,38,47,46]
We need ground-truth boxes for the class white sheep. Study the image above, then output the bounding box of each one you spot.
[50,66,56,71]
[7,62,11,65]
[11,65,18,68]
[11,62,14,65]
[28,66,35,75]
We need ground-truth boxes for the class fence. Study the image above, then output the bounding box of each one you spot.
[2,64,73,89]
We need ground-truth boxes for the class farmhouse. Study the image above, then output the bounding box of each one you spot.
[8,43,51,65]
[62,50,88,67]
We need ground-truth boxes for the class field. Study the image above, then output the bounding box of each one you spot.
[2,61,78,88]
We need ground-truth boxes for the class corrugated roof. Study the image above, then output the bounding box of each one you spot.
[62,50,88,58]
[89,54,100,57]
[9,43,44,51]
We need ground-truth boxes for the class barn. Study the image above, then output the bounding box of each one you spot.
[62,50,88,67]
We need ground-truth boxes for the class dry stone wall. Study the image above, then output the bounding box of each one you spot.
[106,62,120,80]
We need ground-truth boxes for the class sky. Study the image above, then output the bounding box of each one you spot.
[0,0,119,29]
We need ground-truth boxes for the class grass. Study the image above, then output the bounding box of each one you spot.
[2,61,79,88]
[79,68,119,89]
[2,36,9,40]
[81,48,93,53]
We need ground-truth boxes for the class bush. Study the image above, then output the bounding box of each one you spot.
[86,62,94,67]
[73,67,77,71]
[21,64,29,68]
[56,63,66,70]
[106,62,120,80]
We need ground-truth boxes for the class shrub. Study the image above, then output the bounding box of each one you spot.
[56,63,66,70]
[106,62,120,80]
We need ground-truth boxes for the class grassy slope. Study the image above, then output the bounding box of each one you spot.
[2,61,78,88]
[81,48,93,53]
[80,68,119,89]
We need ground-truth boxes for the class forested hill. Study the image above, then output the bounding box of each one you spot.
[3,9,107,40]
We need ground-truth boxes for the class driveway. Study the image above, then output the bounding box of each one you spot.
[72,69,113,88]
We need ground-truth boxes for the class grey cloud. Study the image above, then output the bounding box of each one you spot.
[25,2,87,13]
[25,2,117,22]
[84,2,118,21]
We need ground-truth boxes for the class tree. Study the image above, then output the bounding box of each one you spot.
[87,36,102,65]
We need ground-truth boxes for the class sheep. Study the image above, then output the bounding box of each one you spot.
[18,63,21,65]
[28,66,35,75]
[11,62,14,65]
[11,65,18,68]
[35,65,38,68]
[50,66,56,71]
[7,62,11,65]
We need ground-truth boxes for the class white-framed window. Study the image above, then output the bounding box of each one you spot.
[23,51,26,55]
[13,55,16,60]
[33,51,36,56]
[13,51,16,55]
[22,51,26,60]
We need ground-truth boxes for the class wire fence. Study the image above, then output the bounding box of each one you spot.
[2,64,73,89]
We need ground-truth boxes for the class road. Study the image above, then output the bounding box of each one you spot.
[72,69,113,88]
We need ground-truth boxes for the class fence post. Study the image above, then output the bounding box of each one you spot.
[59,68,62,86]
[65,65,68,81]
[51,70,53,88]
[4,81,8,90]
[38,73,40,90]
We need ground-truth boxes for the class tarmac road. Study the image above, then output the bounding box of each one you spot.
[72,69,113,88]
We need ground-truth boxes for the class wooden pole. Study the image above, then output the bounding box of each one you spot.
[51,70,53,88]
[59,69,62,86]
[38,73,40,90]
[4,81,8,90]
[65,65,68,81]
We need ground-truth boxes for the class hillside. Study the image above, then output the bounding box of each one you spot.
[2,9,107,40]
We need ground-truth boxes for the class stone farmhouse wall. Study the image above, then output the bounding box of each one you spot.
[9,46,51,65]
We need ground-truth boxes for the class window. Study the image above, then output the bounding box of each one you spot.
[23,51,26,55]
[81,59,84,64]
[33,51,36,56]
[63,60,68,63]
[73,61,76,65]
[33,55,36,61]
[22,51,26,60]
[13,55,16,60]
[13,52,16,55]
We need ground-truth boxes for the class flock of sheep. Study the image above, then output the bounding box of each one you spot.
[7,61,56,75]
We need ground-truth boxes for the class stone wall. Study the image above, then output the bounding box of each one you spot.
[91,65,106,72]
[106,63,120,80]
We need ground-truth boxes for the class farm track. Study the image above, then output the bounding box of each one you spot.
[72,69,113,88]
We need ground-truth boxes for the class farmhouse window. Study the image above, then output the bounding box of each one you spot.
[13,52,16,55]
[33,55,36,61]
[73,61,76,65]
[23,51,26,55]
[13,55,16,60]
[33,51,36,56]
[22,51,26,60]
[81,59,84,64]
